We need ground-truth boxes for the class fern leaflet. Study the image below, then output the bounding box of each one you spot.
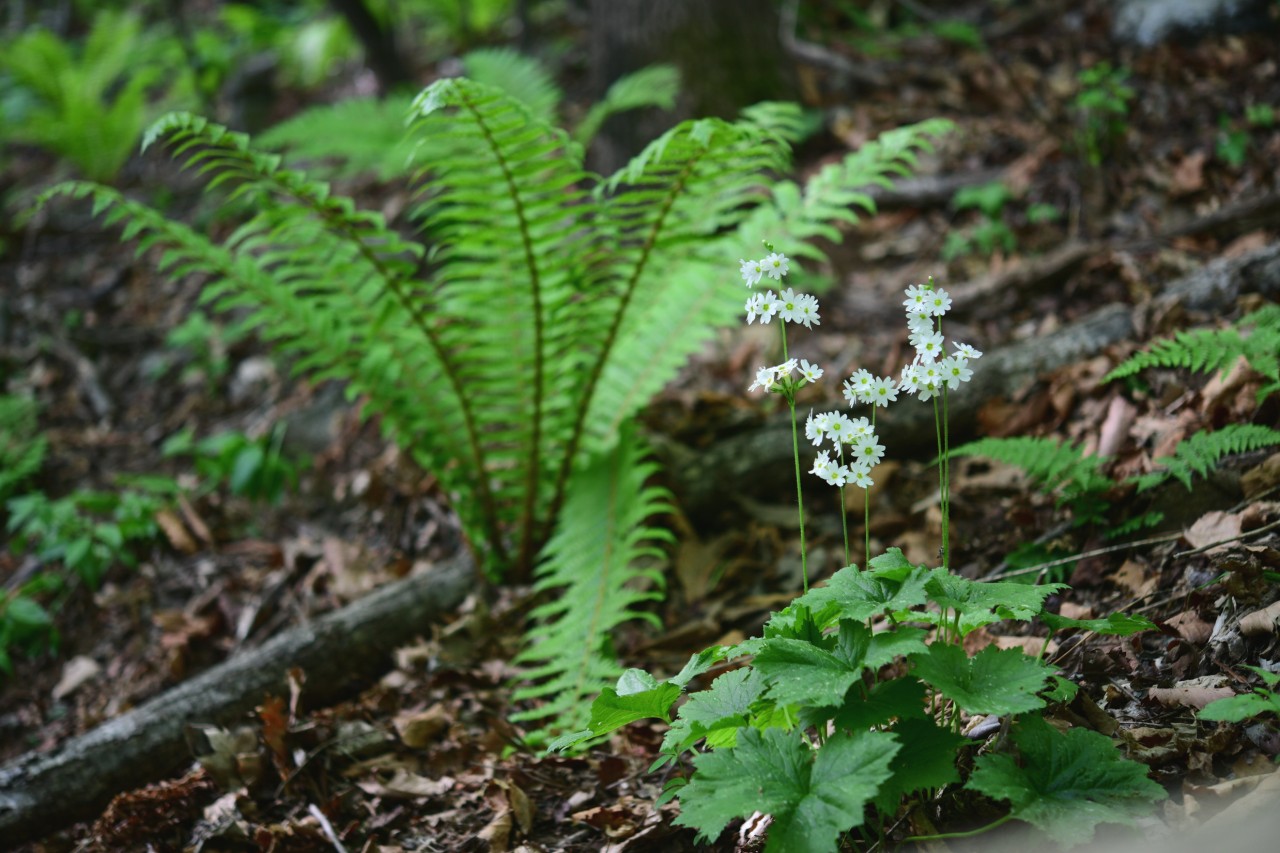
[1130,424,1280,492]
[948,436,1110,493]
[512,427,673,734]
[1105,304,1280,387]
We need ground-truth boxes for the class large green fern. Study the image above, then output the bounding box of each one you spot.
[512,427,672,735]
[1104,304,1280,400]
[0,395,46,503]
[948,436,1111,494]
[39,80,950,733]
[1131,423,1280,492]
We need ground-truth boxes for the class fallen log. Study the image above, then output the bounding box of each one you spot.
[662,242,1280,522]
[0,554,475,848]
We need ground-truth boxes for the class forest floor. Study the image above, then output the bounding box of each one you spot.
[3,1,1280,850]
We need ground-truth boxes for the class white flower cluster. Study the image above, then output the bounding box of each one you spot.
[805,411,885,488]
[749,358,824,393]
[896,281,981,402]
[740,252,821,330]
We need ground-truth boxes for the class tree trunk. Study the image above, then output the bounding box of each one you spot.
[587,0,797,173]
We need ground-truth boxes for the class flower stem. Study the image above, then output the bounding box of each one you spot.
[904,814,1014,842]
[779,324,808,592]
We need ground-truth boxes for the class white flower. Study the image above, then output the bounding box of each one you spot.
[906,308,935,335]
[777,358,798,377]
[916,380,941,402]
[805,410,831,446]
[794,293,821,329]
[903,283,929,312]
[926,287,952,317]
[756,290,780,324]
[810,449,831,477]
[899,363,920,394]
[869,375,898,407]
[749,366,777,393]
[740,258,765,287]
[953,342,983,360]
[848,465,874,489]
[852,436,885,466]
[917,362,943,388]
[941,355,972,389]
[848,416,873,439]
[911,330,945,363]
[816,458,851,487]
[824,412,854,444]
[764,252,790,280]
[798,359,823,383]
[845,369,875,405]
[778,288,802,324]
[745,292,764,324]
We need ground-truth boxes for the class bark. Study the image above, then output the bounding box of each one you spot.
[0,554,475,847]
[587,0,796,173]
[328,0,412,94]
[660,242,1280,523]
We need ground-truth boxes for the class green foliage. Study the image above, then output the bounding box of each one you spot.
[39,83,950,739]
[0,10,192,182]
[154,311,252,389]
[1073,62,1134,168]
[0,585,58,674]
[968,715,1167,847]
[942,181,1018,261]
[947,436,1113,523]
[555,549,1161,849]
[0,394,46,502]
[163,426,304,504]
[6,483,175,588]
[1131,423,1280,492]
[1199,666,1280,722]
[511,429,673,735]
[258,49,678,180]
[1104,304,1280,400]
[674,726,900,851]
[1217,114,1251,168]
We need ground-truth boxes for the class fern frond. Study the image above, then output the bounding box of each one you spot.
[1131,424,1280,492]
[462,46,563,127]
[1105,307,1280,385]
[739,117,955,257]
[408,78,598,569]
[738,100,822,146]
[574,64,680,148]
[948,436,1109,493]
[256,95,418,179]
[511,428,673,733]
[0,395,46,502]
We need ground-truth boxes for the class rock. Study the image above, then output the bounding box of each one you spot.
[1113,0,1276,46]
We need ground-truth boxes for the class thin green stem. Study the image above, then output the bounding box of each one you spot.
[779,323,808,592]
[839,484,850,567]
[904,814,1014,842]
[933,394,947,569]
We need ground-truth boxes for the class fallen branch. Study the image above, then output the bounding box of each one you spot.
[662,242,1280,521]
[0,554,475,847]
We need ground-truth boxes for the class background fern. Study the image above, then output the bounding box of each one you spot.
[39,80,950,735]
[948,436,1111,494]
[1104,304,1280,400]
[0,395,46,502]
[1130,424,1280,492]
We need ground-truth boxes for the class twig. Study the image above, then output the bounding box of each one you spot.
[308,802,348,853]
[1174,517,1280,558]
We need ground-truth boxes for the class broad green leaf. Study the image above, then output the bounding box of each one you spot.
[669,646,733,689]
[967,715,1166,847]
[755,638,863,708]
[675,726,900,852]
[866,547,928,580]
[1040,611,1155,636]
[874,717,966,814]
[866,626,929,669]
[616,668,661,696]
[924,570,1066,635]
[1198,690,1280,722]
[911,643,1051,716]
[586,682,681,733]
[794,562,930,625]
[4,596,53,629]
[833,677,928,732]
[664,667,766,752]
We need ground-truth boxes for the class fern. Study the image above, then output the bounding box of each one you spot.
[573,64,681,148]
[1104,304,1280,396]
[0,395,46,502]
[512,427,672,734]
[39,81,950,734]
[1130,424,1280,492]
[948,436,1111,494]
